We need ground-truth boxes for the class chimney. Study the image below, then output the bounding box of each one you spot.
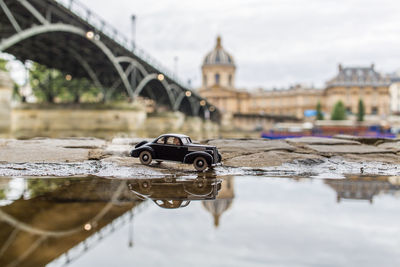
[338,63,343,72]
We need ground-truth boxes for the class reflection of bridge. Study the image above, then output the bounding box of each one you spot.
[0,0,220,121]
[0,178,144,267]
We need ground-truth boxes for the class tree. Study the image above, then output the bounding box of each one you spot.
[29,62,101,103]
[331,100,347,120]
[316,101,324,120]
[0,58,7,72]
[357,99,365,122]
[30,63,66,103]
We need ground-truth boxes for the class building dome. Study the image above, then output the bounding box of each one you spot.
[202,36,235,67]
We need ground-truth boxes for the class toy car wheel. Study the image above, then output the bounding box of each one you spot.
[193,156,208,171]
[139,151,152,165]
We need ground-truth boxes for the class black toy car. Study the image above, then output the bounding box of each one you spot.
[130,133,222,171]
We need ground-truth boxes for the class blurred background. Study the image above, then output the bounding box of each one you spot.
[1,0,400,140]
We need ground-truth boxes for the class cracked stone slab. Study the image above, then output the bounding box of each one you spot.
[0,138,105,163]
[305,144,394,155]
[286,137,361,145]
[223,150,324,168]
[110,137,152,145]
[206,139,296,153]
[341,153,400,164]
[377,141,400,153]
[104,144,132,157]
[6,138,106,149]
[333,134,400,145]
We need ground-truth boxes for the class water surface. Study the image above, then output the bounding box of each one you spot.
[0,175,399,267]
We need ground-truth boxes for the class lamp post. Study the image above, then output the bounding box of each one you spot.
[131,15,136,49]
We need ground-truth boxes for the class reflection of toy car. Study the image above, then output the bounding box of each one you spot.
[127,178,221,209]
[130,133,222,171]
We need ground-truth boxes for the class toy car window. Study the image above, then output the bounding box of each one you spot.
[156,137,165,144]
[166,137,181,145]
[181,137,190,144]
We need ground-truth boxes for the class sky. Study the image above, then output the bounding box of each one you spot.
[5,0,400,90]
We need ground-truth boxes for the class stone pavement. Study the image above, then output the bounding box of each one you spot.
[0,136,399,177]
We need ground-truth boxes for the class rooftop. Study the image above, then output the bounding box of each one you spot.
[326,64,390,87]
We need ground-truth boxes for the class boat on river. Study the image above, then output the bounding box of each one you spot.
[262,121,397,139]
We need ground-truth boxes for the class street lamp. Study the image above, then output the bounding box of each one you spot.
[86,31,94,39]
[157,74,164,81]
[185,91,191,97]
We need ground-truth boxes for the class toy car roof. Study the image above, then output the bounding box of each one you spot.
[158,133,190,139]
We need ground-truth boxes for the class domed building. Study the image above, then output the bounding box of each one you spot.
[198,36,250,114]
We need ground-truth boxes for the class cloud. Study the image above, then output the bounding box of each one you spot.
[80,0,400,89]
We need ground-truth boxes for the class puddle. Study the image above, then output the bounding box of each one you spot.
[1,175,400,266]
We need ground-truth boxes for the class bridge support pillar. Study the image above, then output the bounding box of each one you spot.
[0,71,12,133]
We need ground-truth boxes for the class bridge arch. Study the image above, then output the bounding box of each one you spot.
[0,23,134,98]
[133,73,176,109]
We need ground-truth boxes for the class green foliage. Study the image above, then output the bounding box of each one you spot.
[0,189,5,199]
[316,101,324,120]
[0,58,7,72]
[29,62,101,103]
[27,179,67,198]
[12,83,22,101]
[357,99,365,122]
[331,100,347,120]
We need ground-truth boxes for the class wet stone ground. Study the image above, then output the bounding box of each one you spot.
[0,136,399,178]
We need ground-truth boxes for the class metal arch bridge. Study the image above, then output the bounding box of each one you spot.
[0,0,220,121]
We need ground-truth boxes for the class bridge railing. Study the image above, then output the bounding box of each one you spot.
[54,0,190,89]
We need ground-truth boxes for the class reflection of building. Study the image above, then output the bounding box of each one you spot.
[325,176,400,204]
[325,64,391,116]
[202,176,235,227]
[197,37,392,121]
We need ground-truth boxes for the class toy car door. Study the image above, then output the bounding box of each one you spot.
[152,136,168,160]
[165,136,187,162]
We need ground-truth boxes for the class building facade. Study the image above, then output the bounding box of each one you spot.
[325,64,391,117]
[389,73,400,114]
[250,85,323,118]
[198,37,392,121]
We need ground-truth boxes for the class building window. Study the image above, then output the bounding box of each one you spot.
[203,74,207,86]
[215,73,220,85]
[346,107,352,114]
[371,107,378,115]
[228,74,232,86]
